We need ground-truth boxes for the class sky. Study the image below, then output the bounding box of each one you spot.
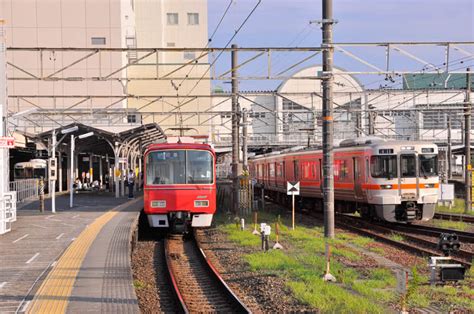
[206,0,474,91]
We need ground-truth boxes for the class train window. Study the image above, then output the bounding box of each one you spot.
[187,150,213,184]
[400,155,416,178]
[269,163,275,177]
[365,158,369,181]
[371,156,397,179]
[147,150,186,184]
[276,162,282,177]
[334,160,348,180]
[419,155,438,177]
[294,160,299,180]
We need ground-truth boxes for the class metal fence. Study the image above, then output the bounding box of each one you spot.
[9,179,38,204]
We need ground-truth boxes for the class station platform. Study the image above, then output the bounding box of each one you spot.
[0,192,142,313]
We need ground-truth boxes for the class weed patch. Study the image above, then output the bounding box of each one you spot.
[432,219,469,231]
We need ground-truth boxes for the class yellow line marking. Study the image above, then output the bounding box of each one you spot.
[27,210,118,314]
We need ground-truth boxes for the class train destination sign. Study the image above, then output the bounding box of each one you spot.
[0,137,15,148]
[287,181,300,196]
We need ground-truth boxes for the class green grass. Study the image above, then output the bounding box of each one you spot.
[436,198,474,215]
[133,280,147,290]
[432,219,469,231]
[368,246,385,254]
[219,224,261,247]
[220,211,395,313]
[388,233,405,242]
[216,210,474,312]
[245,250,300,272]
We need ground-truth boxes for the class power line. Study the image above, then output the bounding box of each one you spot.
[182,0,262,100]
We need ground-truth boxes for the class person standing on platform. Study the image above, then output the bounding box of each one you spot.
[127,169,135,199]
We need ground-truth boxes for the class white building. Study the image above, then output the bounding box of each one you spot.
[1,0,135,120]
[211,64,471,148]
[1,0,211,136]
[128,0,211,136]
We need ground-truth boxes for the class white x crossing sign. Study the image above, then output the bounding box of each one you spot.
[287,181,300,195]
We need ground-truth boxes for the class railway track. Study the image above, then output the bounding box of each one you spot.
[337,215,473,268]
[434,212,474,224]
[342,215,474,243]
[164,233,251,314]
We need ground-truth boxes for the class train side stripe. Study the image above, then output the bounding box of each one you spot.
[265,181,439,190]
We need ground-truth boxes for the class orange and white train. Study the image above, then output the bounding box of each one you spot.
[249,139,439,222]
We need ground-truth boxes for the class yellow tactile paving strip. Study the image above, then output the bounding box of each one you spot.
[27,210,119,314]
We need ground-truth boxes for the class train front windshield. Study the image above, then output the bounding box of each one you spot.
[371,156,397,179]
[419,154,438,177]
[146,150,213,185]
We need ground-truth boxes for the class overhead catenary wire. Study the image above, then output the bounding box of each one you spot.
[182,0,262,100]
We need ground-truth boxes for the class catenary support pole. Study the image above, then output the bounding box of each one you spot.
[52,129,56,213]
[322,0,335,239]
[58,151,62,192]
[231,44,240,215]
[70,135,74,208]
[447,116,452,180]
[465,67,472,213]
[115,143,120,198]
[242,108,248,172]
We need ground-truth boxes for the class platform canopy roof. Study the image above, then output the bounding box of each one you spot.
[450,145,474,156]
[31,123,166,156]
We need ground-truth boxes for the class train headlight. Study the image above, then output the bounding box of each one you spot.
[194,200,209,207]
[424,183,435,188]
[380,185,393,189]
[151,200,166,208]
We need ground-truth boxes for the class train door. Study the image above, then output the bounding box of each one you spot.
[293,159,299,182]
[399,152,419,198]
[353,157,363,200]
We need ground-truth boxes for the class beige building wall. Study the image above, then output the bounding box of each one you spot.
[1,0,134,124]
[128,0,211,137]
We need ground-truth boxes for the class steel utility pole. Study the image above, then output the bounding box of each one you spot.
[447,115,452,180]
[242,108,249,172]
[231,44,240,215]
[465,67,472,213]
[322,0,335,239]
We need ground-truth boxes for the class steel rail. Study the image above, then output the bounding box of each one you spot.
[336,219,472,268]
[193,230,252,314]
[164,235,251,314]
[163,238,189,314]
[337,216,472,267]
[434,213,474,224]
[342,214,474,243]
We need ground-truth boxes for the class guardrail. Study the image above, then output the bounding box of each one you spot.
[9,179,38,204]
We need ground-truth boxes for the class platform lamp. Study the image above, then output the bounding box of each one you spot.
[69,132,94,208]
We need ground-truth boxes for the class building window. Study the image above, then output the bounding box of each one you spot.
[127,114,137,123]
[188,13,199,25]
[167,13,179,25]
[184,52,196,60]
[249,112,266,119]
[91,37,106,45]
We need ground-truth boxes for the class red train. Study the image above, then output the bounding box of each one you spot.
[143,142,216,233]
[249,139,439,222]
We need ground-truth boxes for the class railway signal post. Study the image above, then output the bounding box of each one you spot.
[287,181,300,230]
